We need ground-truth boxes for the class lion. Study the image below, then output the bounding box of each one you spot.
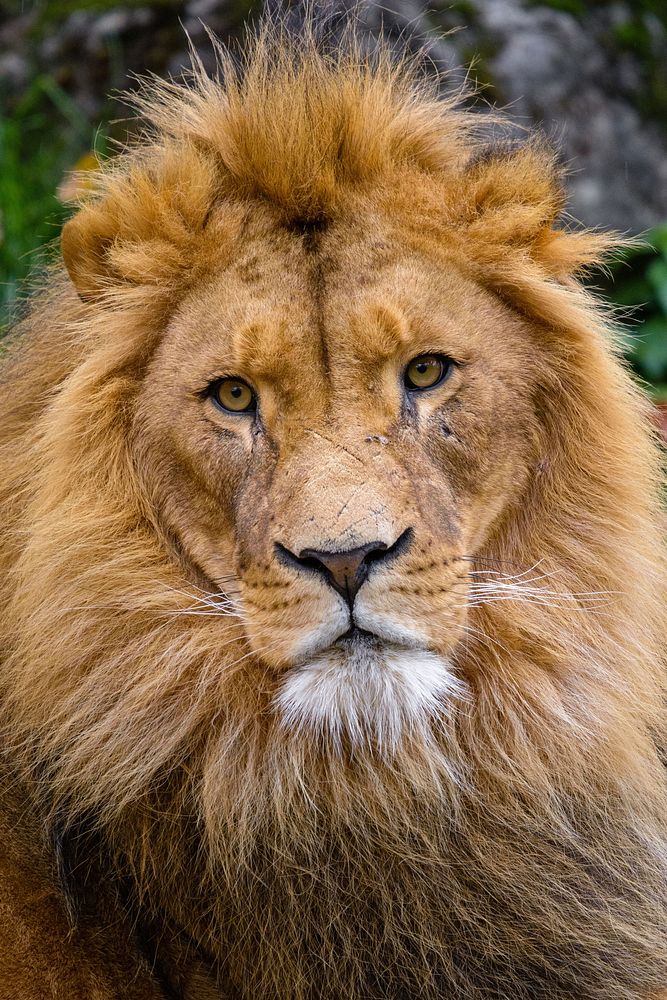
[1,19,666,1000]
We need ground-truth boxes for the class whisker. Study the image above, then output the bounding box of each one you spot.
[468,558,548,582]
[466,588,613,602]
[466,584,615,601]
[159,608,242,620]
[161,584,240,608]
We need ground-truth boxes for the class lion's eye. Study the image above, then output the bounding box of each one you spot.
[404,355,453,391]
[211,378,256,414]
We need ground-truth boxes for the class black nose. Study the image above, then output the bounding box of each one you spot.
[276,529,412,606]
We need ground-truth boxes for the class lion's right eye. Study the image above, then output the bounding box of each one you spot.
[404,354,453,392]
[210,378,256,414]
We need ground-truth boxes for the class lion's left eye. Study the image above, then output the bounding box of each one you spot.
[404,354,453,391]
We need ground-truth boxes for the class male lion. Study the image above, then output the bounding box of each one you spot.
[1,21,667,1000]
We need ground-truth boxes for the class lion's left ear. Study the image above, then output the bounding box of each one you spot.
[61,148,221,301]
[460,141,612,280]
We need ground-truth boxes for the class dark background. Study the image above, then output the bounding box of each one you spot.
[2,0,667,396]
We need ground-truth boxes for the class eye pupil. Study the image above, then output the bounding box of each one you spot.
[230,385,242,398]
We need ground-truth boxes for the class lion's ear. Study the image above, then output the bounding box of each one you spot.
[463,140,563,243]
[61,204,119,300]
[461,141,613,280]
[61,148,222,301]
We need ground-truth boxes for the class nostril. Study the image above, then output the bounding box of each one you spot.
[298,553,331,575]
[360,541,388,566]
[375,526,413,563]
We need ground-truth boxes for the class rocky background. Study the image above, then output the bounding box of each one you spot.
[2,0,667,392]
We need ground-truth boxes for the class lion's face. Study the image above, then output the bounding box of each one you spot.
[132,202,540,747]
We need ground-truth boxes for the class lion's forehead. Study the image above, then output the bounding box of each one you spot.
[164,222,528,406]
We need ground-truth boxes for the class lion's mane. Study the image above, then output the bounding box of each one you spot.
[1,21,667,1000]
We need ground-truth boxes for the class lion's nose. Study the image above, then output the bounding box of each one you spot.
[276,530,412,606]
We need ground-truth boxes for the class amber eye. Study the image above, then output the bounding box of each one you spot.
[211,378,256,414]
[404,354,452,391]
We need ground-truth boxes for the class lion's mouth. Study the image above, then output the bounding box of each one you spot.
[287,613,433,668]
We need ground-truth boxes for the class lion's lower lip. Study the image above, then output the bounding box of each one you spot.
[332,626,423,656]
[335,625,379,648]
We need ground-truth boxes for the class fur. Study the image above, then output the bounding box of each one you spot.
[1,18,667,1000]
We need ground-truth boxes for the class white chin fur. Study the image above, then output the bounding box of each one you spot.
[274,642,465,754]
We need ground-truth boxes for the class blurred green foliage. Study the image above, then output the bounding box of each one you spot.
[0,0,181,24]
[604,228,667,399]
[0,75,100,322]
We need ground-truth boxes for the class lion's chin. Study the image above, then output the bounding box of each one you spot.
[273,630,464,754]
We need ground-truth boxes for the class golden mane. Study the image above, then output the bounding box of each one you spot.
[1,19,667,1000]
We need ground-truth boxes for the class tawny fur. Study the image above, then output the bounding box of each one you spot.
[1,19,667,1000]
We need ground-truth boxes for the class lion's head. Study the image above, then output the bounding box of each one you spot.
[117,188,553,750]
[2,23,667,1000]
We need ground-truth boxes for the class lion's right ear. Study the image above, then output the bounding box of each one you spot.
[61,149,224,301]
